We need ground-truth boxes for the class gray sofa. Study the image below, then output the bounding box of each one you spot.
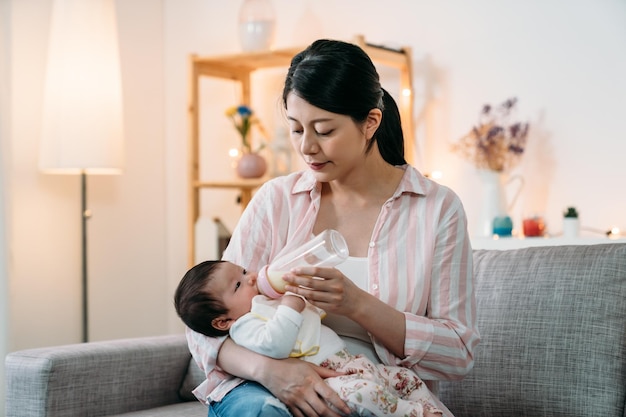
[6,243,626,417]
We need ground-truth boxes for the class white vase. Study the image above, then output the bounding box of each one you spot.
[562,218,580,238]
[476,170,524,237]
[238,0,276,52]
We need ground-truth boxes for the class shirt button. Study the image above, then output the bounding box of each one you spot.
[369,242,375,248]
[372,284,379,290]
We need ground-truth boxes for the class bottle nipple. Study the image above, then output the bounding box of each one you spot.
[257,265,284,298]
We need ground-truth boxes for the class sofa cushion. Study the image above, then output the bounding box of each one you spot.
[179,357,206,401]
[439,243,626,417]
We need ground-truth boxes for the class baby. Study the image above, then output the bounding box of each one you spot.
[175,260,443,417]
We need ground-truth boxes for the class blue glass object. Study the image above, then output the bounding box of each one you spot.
[493,216,513,236]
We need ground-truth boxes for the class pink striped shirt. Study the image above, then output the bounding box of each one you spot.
[187,165,480,403]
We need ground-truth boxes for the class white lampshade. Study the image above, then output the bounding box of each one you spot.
[40,0,124,175]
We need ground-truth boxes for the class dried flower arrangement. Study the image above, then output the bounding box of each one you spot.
[452,98,530,172]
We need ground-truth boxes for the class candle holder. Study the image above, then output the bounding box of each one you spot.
[238,0,276,52]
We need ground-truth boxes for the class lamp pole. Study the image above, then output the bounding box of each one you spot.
[81,171,90,343]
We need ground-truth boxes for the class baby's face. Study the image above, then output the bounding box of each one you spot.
[211,262,260,323]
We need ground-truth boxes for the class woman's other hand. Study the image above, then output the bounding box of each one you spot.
[260,358,351,417]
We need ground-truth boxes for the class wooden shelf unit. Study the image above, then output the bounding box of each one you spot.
[188,36,414,266]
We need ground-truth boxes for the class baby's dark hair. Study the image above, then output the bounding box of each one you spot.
[174,260,229,337]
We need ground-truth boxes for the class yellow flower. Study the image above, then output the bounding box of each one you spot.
[225,106,238,117]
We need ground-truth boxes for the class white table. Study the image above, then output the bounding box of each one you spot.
[471,236,626,250]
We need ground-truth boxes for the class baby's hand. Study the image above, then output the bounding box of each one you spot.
[281,293,305,313]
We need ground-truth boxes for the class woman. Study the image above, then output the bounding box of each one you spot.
[186,39,480,417]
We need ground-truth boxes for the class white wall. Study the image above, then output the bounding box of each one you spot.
[1,0,11,409]
[5,0,174,354]
[3,0,626,359]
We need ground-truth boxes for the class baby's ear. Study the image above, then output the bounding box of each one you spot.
[212,316,232,331]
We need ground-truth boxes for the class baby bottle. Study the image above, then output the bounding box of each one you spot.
[257,229,349,299]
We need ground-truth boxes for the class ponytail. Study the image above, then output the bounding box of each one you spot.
[373,89,406,166]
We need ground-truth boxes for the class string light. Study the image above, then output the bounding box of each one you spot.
[429,170,443,180]
[581,226,624,239]
[608,227,621,239]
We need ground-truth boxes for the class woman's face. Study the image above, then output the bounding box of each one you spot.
[286,93,370,181]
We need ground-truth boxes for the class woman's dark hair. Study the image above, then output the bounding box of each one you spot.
[174,260,229,337]
[282,39,406,166]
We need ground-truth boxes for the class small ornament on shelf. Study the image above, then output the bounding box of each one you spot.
[493,215,513,237]
[562,206,580,238]
[523,215,546,237]
[269,126,292,177]
[236,152,267,179]
[238,0,276,52]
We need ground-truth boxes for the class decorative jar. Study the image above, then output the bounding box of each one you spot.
[236,152,267,179]
[238,0,275,52]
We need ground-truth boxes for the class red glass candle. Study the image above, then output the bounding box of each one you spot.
[523,217,545,237]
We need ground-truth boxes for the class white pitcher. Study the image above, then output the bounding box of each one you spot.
[476,170,524,237]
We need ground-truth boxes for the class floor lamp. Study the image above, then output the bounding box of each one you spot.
[39,0,124,343]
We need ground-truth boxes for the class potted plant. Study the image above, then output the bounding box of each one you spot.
[563,206,580,238]
[225,105,267,178]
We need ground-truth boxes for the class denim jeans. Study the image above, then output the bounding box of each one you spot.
[208,382,292,417]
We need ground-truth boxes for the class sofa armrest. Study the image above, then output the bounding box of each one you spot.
[5,334,192,417]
